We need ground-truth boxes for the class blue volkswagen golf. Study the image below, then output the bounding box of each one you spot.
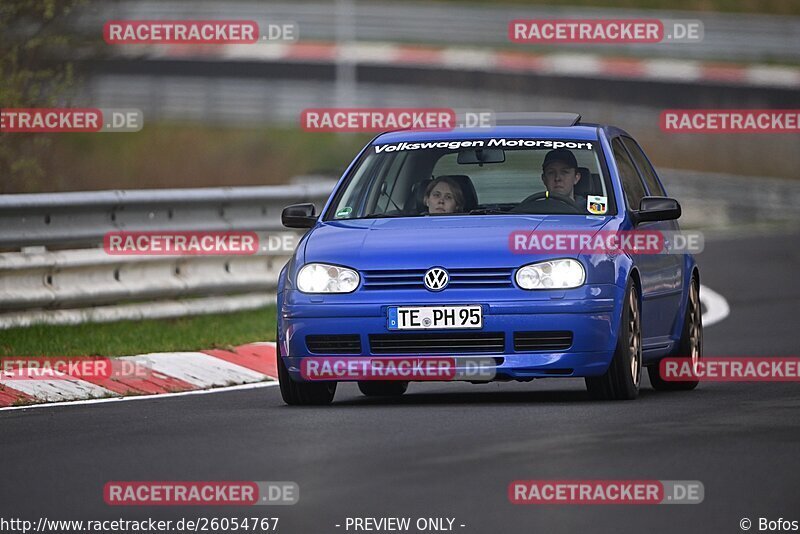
[277,114,702,404]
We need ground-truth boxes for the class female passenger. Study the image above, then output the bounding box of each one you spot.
[423,176,465,214]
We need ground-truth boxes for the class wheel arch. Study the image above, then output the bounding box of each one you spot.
[628,266,642,309]
[691,265,700,286]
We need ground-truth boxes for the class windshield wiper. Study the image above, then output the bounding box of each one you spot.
[468,208,510,215]
[348,213,408,220]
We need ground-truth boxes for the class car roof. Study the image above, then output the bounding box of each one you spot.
[373,124,606,144]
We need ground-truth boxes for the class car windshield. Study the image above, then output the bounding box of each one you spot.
[326,138,616,220]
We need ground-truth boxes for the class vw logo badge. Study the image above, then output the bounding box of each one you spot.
[424,267,449,291]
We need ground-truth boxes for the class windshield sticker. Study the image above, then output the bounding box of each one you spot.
[335,207,353,218]
[374,139,593,153]
[587,195,608,215]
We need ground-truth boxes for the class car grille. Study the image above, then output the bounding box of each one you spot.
[369,332,505,354]
[361,267,514,290]
[306,334,362,354]
[513,331,573,351]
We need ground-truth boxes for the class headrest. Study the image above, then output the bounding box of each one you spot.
[574,167,602,198]
[406,178,432,214]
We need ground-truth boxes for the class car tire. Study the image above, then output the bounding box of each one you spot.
[648,276,702,391]
[585,279,642,400]
[357,381,409,397]
[276,331,337,405]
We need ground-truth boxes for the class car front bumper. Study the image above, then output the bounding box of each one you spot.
[278,284,625,382]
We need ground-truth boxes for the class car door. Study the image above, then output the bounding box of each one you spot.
[611,137,683,346]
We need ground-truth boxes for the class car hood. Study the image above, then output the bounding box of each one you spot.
[303,215,611,269]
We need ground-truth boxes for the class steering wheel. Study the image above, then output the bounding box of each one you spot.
[512,191,581,214]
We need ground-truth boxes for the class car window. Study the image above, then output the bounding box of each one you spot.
[333,151,380,217]
[612,137,647,211]
[374,152,410,213]
[325,138,616,220]
[621,137,666,196]
[432,150,540,204]
[431,148,610,205]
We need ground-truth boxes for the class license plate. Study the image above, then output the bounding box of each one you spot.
[387,305,482,330]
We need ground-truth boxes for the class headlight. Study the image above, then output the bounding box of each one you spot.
[297,263,359,293]
[516,259,585,290]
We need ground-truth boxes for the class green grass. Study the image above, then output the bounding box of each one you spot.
[5,123,373,194]
[0,306,277,358]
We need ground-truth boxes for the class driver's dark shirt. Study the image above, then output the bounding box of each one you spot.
[574,194,588,213]
[510,191,590,214]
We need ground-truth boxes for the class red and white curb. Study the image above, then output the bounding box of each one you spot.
[0,342,278,410]
[0,286,727,410]
[124,40,800,89]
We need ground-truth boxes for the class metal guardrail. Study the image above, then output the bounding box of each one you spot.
[2,172,800,329]
[0,184,333,329]
[0,184,333,249]
[659,169,800,231]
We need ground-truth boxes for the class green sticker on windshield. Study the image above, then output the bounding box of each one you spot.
[336,207,353,218]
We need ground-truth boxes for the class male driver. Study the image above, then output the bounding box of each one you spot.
[540,148,585,208]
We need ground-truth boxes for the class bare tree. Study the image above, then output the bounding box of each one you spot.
[0,0,86,192]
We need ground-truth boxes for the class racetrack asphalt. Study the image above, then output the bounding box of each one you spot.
[2,231,798,534]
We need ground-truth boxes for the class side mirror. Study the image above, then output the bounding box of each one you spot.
[634,196,681,224]
[282,203,317,228]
